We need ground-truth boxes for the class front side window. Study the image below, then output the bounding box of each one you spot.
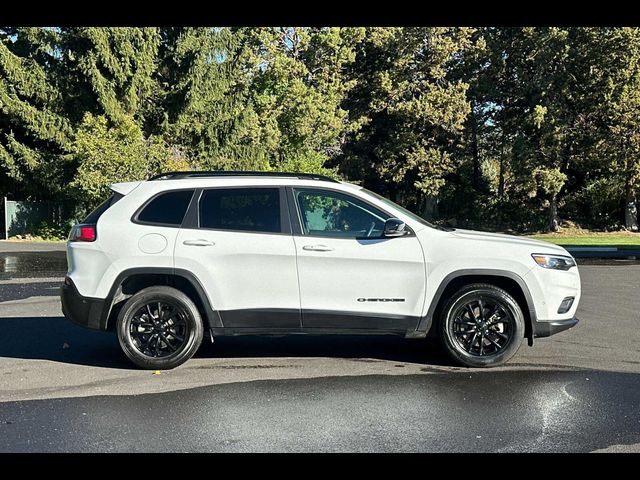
[137,190,194,226]
[294,188,390,238]
[199,188,281,233]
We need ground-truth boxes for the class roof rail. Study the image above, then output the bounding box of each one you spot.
[148,171,338,183]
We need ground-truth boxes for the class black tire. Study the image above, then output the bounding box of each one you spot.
[116,286,204,369]
[438,283,524,368]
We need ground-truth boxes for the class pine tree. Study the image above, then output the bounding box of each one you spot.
[340,27,475,218]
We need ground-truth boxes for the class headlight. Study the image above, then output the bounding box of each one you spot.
[531,254,576,270]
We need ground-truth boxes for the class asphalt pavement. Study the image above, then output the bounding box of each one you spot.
[1,241,639,452]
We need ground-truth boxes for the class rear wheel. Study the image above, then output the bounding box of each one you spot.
[116,286,204,369]
[438,283,524,368]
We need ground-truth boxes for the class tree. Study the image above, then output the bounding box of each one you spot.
[71,113,187,210]
[340,27,475,218]
[239,27,364,175]
[599,28,640,231]
[0,27,74,200]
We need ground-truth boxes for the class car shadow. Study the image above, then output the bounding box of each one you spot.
[0,316,453,369]
[196,334,452,367]
[0,316,130,369]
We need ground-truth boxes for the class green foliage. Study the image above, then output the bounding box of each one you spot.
[71,113,184,208]
[31,221,68,241]
[2,27,640,235]
[340,27,475,213]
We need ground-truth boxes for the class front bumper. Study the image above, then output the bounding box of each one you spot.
[60,277,106,330]
[532,316,579,338]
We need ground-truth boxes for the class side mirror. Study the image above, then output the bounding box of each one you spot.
[383,218,408,237]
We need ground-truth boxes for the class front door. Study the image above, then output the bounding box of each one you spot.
[290,187,426,331]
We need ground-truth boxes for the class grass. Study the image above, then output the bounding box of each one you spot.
[527,231,640,248]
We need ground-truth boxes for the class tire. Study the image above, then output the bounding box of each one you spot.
[438,283,525,368]
[116,286,204,370]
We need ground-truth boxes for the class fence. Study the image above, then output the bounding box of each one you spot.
[2,197,69,239]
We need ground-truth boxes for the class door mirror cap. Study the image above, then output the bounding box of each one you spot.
[383,218,408,237]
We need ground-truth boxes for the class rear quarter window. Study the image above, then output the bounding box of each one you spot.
[83,193,124,224]
[135,190,195,226]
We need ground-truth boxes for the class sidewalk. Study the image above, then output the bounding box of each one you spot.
[0,240,66,252]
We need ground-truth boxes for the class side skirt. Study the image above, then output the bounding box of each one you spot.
[209,327,419,338]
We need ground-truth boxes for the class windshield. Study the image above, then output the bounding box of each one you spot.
[360,188,437,229]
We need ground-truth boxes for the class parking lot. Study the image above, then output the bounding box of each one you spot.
[1,244,639,452]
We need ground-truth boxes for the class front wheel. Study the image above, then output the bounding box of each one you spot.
[438,283,525,368]
[116,286,204,369]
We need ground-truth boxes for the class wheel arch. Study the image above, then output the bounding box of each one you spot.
[100,268,222,331]
[418,269,537,346]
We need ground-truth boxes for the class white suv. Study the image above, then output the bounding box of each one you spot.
[61,171,580,369]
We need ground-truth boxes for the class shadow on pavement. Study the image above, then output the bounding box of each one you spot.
[0,316,453,369]
[0,316,129,369]
[197,334,453,367]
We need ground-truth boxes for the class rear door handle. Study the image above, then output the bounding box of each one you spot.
[183,239,215,247]
[302,244,334,252]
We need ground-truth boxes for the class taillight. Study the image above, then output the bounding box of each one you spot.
[70,224,97,242]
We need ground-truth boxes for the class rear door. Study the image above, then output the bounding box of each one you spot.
[174,186,301,329]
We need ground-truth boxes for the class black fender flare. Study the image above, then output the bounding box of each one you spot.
[99,267,222,330]
[416,269,537,345]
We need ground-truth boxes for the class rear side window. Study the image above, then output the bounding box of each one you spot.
[83,193,124,224]
[199,188,281,233]
[136,190,194,226]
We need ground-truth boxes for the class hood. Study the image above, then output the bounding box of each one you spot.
[450,228,570,255]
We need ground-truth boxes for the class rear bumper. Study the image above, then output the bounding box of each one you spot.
[532,316,579,338]
[60,277,106,330]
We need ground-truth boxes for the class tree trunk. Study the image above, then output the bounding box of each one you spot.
[625,176,638,231]
[498,154,505,199]
[471,111,480,190]
[497,137,506,231]
[422,195,438,222]
[548,194,560,232]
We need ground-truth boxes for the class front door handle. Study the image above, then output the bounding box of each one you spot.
[302,244,334,252]
[183,239,215,247]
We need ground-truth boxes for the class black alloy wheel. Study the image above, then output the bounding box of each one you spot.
[449,297,514,357]
[128,301,189,358]
[439,283,525,368]
[116,286,204,369]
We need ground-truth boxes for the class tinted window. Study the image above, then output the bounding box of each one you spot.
[199,188,281,233]
[83,193,124,224]
[294,188,389,238]
[137,190,194,226]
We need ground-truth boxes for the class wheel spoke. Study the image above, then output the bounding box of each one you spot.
[454,317,476,326]
[479,335,484,355]
[143,334,156,354]
[466,304,476,321]
[486,332,502,349]
[491,330,509,341]
[131,318,153,328]
[478,299,485,321]
[159,333,177,352]
[467,332,479,352]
